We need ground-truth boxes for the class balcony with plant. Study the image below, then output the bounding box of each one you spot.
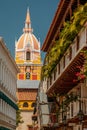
[50,86,87,126]
[49,92,79,125]
[73,50,87,83]
[41,3,87,80]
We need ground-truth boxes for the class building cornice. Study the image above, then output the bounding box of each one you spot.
[0,37,19,73]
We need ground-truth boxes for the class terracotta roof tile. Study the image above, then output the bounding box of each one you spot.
[17,89,37,101]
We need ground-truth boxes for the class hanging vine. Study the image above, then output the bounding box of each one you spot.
[42,3,87,79]
[50,92,79,122]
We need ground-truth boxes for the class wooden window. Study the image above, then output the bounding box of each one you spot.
[23,102,28,107]
[26,51,30,60]
[32,75,37,80]
[63,56,65,68]
[76,36,79,51]
[71,103,73,117]
[19,73,24,80]
[54,68,57,80]
[47,80,49,89]
[58,63,60,74]
[31,102,36,108]
[50,76,52,85]
[69,47,72,60]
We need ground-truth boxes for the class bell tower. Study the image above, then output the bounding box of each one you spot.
[15,8,42,130]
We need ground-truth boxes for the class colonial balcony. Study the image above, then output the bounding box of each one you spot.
[51,97,87,128]
[66,98,87,124]
[58,83,87,125]
[39,102,59,129]
[39,98,87,127]
[44,26,87,95]
[39,81,87,127]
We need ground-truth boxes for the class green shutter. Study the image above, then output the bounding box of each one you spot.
[0,126,10,130]
[0,91,18,110]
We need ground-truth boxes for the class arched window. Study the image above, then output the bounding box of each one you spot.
[26,51,30,60]
[31,102,36,108]
[23,102,28,107]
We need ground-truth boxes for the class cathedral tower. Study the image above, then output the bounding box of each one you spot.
[15,8,42,130]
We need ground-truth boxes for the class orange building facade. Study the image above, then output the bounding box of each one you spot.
[15,8,42,130]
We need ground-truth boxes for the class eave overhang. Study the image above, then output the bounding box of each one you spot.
[41,0,72,52]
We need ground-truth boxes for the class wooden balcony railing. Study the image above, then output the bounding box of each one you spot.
[58,98,87,124]
[43,26,87,93]
[39,102,58,127]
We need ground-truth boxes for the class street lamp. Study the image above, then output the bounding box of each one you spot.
[62,115,67,130]
[63,115,66,125]
[77,98,84,124]
[78,109,84,123]
[77,86,84,124]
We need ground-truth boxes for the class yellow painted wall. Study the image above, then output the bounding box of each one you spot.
[19,101,35,111]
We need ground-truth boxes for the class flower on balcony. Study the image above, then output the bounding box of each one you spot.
[74,50,87,83]
[50,113,57,124]
[75,67,86,81]
[50,92,78,121]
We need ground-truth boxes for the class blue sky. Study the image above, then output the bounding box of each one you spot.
[0,0,59,60]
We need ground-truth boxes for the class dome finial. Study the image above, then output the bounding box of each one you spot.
[27,7,29,13]
[26,7,30,23]
[23,7,33,33]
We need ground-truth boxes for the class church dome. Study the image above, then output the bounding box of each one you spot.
[16,8,40,51]
[16,33,39,50]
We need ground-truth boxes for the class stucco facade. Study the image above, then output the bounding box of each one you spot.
[0,37,18,130]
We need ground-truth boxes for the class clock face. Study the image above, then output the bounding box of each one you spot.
[26,72,30,79]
